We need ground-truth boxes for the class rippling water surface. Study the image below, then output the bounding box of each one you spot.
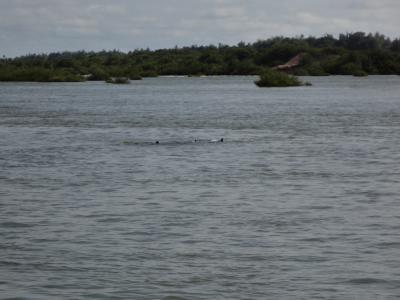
[1,76,400,299]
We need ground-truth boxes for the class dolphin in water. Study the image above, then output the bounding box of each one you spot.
[210,138,224,143]
[133,138,224,145]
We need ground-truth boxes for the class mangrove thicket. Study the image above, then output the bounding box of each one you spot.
[1,32,400,82]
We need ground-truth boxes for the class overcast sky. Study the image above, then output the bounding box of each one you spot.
[1,0,399,57]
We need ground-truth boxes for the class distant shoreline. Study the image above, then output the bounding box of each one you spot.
[0,74,398,86]
[1,32,399,82]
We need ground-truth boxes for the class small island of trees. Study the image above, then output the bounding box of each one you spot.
[255,69,311,87]
[0,32,399,83]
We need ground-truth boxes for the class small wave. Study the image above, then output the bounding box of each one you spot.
[0,260,21,267]
[162,296,188,300]
[304,205,334,210]
[97,217,125,223]
[300,237,328,243]
[3,298,32,300]
[0,221,31,228]
[346,278,388,285]
[185,276,213,284]
[375,241,400,249]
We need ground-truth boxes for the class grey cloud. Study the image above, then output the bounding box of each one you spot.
[0,0,399,57]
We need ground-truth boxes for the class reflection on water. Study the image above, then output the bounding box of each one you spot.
[1,76,400,299]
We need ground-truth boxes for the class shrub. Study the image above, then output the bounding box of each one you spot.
[140,70,159,77]
[352,70,368,77]
[255,69,305,87]
[129,74,142,80]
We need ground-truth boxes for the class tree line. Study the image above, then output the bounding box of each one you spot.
[1,32,400,82]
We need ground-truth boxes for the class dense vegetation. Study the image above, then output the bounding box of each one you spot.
[1,32,400,82]
[255,69,304,87]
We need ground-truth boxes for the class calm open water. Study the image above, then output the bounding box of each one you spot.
[1,76,400,299]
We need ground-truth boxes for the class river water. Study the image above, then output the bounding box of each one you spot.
[1,76,400,299]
